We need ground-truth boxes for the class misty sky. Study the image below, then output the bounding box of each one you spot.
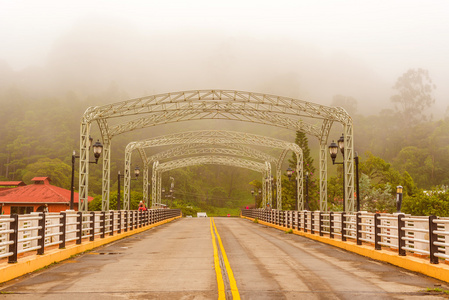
[1,0,448,115]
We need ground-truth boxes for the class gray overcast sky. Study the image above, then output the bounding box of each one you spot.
[1,0,448,111]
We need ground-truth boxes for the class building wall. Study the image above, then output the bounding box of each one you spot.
[1,203,77,215]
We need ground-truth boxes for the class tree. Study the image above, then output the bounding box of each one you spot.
[331,95,358,115]
[391,68,436,127]
[402,190,449,217]
[21,158,72,189]
[359,174,395,213]
[289,131,318,210]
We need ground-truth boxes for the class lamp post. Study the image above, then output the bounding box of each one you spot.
[329,134,360,212]
[70,138,103,210]
[251,189,255,208]
[117,166,140,210]
[265,177,269,208]
[305,171,309,211]
[286,167,298,210]
[396,185,403,213]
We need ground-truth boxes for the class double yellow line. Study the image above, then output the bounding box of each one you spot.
[210,218,240,300]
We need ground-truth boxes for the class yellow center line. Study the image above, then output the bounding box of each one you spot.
[212,218,241,300]
[210,218,226,299]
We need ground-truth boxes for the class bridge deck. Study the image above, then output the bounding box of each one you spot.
[0,217,447,299]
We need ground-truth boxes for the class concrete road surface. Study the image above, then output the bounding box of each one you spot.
[0,217,448,299]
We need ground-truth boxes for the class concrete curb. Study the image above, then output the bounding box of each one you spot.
[242,216,449,283]
[0,216,181,284]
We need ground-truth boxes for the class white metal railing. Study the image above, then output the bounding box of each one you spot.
[0,208,181,264]
[242,209,447,264]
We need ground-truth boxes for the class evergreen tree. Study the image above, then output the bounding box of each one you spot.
[287,131,319,210]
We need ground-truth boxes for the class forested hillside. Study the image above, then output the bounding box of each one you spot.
[1,67,449,216]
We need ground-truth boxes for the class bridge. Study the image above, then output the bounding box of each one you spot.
[1,209,449,298]
[1,90,449,297]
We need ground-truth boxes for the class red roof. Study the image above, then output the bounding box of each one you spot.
[0,177,93,204]
[0,181,26,187]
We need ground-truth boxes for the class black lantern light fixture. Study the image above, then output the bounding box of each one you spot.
[117,165,140,210]
[70,138,103,210]
[328,133,360,212]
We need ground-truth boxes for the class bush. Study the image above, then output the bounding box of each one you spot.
[402,190,449,216]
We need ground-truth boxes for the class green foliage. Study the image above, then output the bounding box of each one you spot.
[88,191,143,211]
[402,190,449,217]
[285,131,319,210]
[359,174,395,213]
[391,68,436,126]
[21,158,72,189]
[1,68,449,216]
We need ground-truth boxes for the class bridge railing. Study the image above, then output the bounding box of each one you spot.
[0,208,182,264]
[242,209,449,264]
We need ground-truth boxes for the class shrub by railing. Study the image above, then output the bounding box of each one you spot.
[0,208,182,263]
[242,208,449,264]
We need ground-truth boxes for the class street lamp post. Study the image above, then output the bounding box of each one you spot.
[70,138,103,210]
[117,166,140,210]
[265,177,270,209]
[305,171,309,211]
[329,134,360,212]
[396,186,403,213]
[251,189,255,208]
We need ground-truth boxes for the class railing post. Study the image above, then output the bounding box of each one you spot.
[76,211,83,244]
[341,212,346,241]
[117,210,121,234]
[37,212,46,255]
[356,212,362,245]
[135,211,139,229]
[397,213,406,256]
[429,215,439,264]
[90,212,95,241]
[8,214,19,263]
[130,211,134,230]
[310,212,315,234]
[110,211,114,236]
[329,212,334,239]
[374,213,381,250]
[60,212,67,249]
[124,210,128,232]
[319,211,323,236]
[100,211,106,238]
[304,211,308,233]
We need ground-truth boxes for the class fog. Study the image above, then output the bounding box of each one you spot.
[1,0,448,116]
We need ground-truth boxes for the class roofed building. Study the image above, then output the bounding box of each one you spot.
[0,177,93,214]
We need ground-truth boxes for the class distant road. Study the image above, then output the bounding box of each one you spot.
[0,217,447,299]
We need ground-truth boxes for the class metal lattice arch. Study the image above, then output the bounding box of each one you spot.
[78,90,354,212]
[152,155,269,208]
[123,130,303,211]
[145,145,276,208]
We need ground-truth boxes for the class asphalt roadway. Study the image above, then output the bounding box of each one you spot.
[1,217,448,299]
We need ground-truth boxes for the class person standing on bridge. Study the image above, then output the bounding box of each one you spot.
[138,201,147,211]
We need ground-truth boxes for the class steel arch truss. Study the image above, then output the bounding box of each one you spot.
[123,130,302,210]
[140,143,278,207]
[78,90,354,212]
[152,156,268,207]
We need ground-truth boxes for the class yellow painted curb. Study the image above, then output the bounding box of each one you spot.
[242,216,449,283]
[0,216,181,284]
